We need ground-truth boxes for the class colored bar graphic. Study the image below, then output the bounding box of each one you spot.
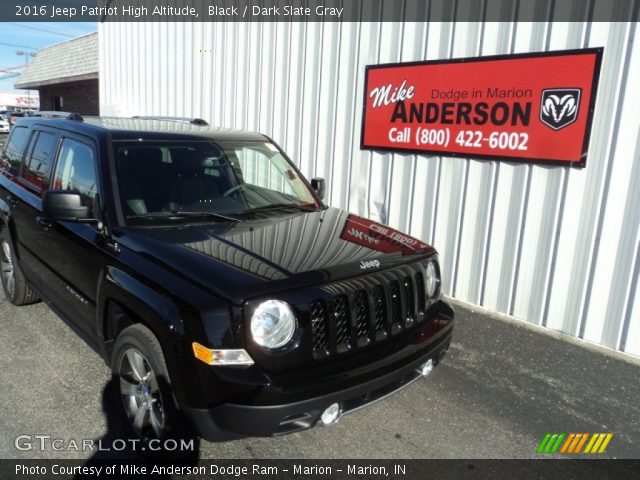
[598,433,613,453]
[575,433,589,453]
[537,433,565,453]
[538,433,613,454]
[537,434,552,454]
[560,433,576,453]
[550,434,565,453]
[584,433,614,454]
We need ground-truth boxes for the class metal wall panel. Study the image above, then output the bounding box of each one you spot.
[99,14,640,357]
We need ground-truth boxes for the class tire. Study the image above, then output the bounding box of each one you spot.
[0,231,39,306]
[111,323,198,458]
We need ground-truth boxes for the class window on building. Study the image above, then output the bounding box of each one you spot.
[52,138,97,207]
[53,96,63,111]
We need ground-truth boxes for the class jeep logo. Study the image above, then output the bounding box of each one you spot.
[540,88,581,131]
[360,260,381,270]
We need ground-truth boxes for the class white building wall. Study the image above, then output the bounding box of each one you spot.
[99,17,640,357]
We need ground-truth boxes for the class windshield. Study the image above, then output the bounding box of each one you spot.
[114,140,319,225]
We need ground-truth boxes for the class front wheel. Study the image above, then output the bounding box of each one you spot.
[111,323,197,457]
[0,233,39,306]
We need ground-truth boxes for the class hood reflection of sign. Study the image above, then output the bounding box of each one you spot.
[341,215,431,256]
[540,88,581,130]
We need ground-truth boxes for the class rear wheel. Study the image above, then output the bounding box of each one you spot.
[111,323,197,457]
[0,233,39,306]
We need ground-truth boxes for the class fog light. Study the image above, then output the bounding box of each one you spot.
[320,403,342,426]
[417,359,434,377]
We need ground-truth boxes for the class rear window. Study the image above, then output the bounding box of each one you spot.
[22,131,58,193]
[1,126,29,177]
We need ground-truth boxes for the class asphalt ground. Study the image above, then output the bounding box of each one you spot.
[0,286,638,461]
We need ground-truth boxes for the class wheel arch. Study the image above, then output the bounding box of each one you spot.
[96,266,190,407]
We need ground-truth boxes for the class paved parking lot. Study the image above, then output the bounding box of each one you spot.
[0,291,639,460]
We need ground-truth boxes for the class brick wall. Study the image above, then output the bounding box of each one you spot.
[37,79,99,116]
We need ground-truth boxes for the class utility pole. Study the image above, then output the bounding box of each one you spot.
[15,50,37,111]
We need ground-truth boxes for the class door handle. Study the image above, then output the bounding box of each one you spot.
[36,216,53,229]
[104,239,121,254]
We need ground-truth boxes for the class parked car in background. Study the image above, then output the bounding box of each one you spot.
[7,112,25,127]
[0,115,10,133]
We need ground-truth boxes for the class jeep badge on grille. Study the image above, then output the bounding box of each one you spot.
[360,259,381,270]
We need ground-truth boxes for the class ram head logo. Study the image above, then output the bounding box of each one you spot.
[540,88,581,130]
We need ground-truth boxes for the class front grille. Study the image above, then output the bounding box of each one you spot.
[310,263,430,358]
[415,272,426,313]
[372,286,386,334]
[310,301,329,356]
[354,290,370,343]
[332,295,351,350]
[403,276,415,327]
[389,280,402,333]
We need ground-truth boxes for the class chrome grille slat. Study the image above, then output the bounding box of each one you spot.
[310,300,329,357]
[372,286,386,334]
[354,290,370,341]
[415,271,426,315]
[403,275,415,327]
[389,280,402,333]
[332,296,351,350]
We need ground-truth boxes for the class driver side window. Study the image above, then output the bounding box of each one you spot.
[52,138,97,207]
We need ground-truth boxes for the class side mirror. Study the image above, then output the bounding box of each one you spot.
[311,177,325,200]
[43,190,97,223]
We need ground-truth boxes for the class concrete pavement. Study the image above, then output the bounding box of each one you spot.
[0,292,638,459]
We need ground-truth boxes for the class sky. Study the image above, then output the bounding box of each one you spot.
[0,22,97,93]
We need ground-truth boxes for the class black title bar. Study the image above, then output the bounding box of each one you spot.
[2,0,640,22]
[2,459,640,480]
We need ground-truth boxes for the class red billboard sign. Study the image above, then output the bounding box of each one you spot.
[361,48,602,167]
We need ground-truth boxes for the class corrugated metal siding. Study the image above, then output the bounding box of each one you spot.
[99,17,640,357]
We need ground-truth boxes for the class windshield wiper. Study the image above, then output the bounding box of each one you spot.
[237,203,317,215]
[127,211,239,223]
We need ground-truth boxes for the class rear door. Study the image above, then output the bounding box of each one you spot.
[1,125,32,273]
[3,126,60,291]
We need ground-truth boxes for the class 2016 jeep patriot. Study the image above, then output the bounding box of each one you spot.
[0,113,454,442]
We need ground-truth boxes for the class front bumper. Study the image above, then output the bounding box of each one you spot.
[186,321,452,441]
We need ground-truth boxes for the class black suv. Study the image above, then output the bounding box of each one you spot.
[0,113,454,442]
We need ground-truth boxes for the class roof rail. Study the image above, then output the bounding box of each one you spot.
[32,111,84,121]
[132,115,209,126]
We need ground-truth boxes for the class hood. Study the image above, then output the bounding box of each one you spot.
[118,207,436,303]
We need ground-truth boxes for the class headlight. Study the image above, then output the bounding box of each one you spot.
[250,300,297,349]
[425,260,440,298]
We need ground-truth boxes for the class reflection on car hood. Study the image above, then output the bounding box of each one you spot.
[121,207,436,302]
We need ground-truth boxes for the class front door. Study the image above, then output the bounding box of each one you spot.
[36,134,107,338]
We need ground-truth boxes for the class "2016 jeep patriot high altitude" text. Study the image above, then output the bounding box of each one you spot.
[0,113,453,443]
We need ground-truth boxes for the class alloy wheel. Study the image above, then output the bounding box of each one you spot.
[1,240,15,299]
[119,348,166,440]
